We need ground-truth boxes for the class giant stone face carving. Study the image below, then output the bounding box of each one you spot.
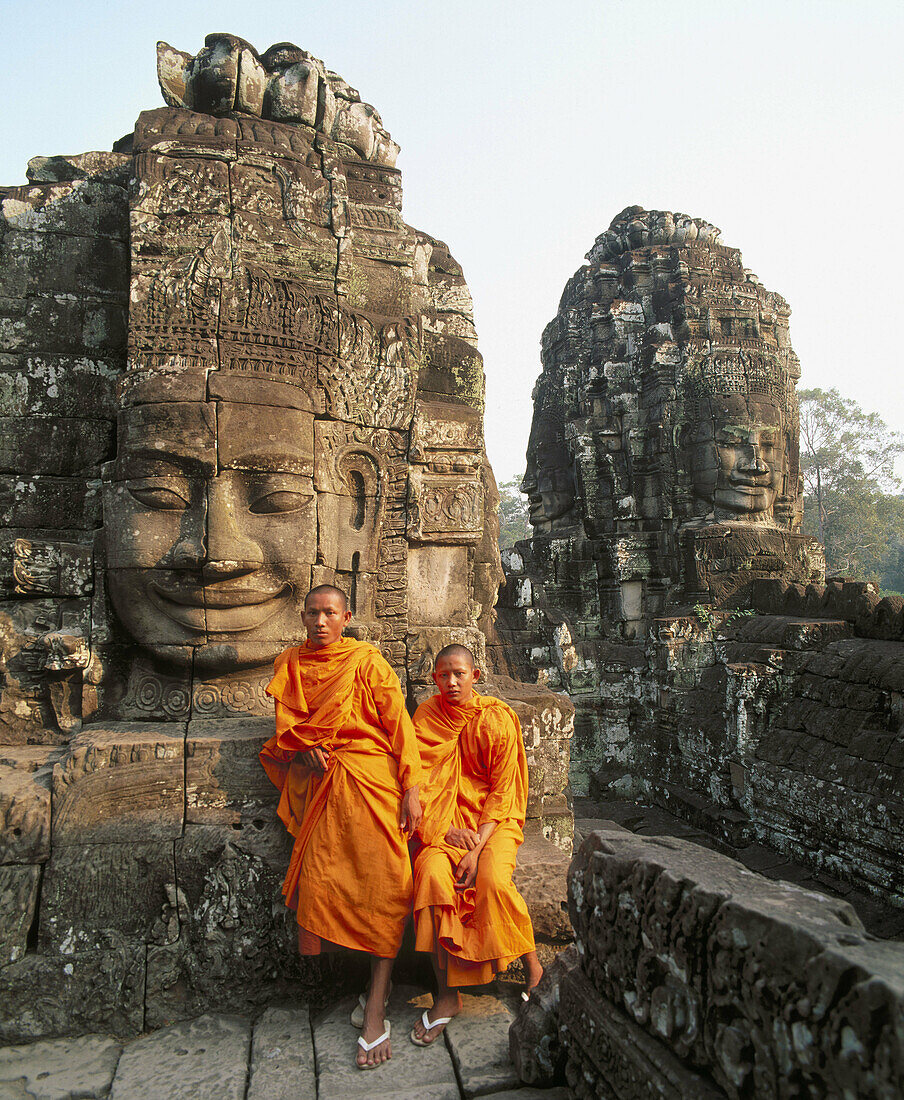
[0,32,505,733]
[103,391,315,670]
[515,206,824,629]
[688,396,786,521]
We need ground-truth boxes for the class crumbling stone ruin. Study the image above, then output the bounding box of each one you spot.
[510,827,904,1098]
[1,31,902,1095]
[501,207,904,1095]
[496,207,904,901]
[0,33,572,1041]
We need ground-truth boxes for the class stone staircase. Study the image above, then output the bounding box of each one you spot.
[0,985,572,1100]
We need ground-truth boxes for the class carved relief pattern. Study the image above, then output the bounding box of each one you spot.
[408,474,483,541]
[11,539,93,598]
[328,311,417,428]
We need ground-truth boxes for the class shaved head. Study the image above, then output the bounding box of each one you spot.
[435,644,476,669]
[304,584,349,611]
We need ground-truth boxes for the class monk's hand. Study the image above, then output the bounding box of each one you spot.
[299,747,330,775]
[400,785,422,836]
[454,848,480,891]
[445,827,480,850]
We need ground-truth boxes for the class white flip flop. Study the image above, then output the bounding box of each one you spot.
[410,1008,454,1047]
[357,1021,391,1070]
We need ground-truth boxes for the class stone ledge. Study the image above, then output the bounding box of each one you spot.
[568,827,904,1098]
[52,721,185,845]
[514,830,573,945]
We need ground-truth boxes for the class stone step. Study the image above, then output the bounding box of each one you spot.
[443,989,522,1097]
[0,992,574,1099]
[312,984,460,1100]
[247,1006,315,1100]
[109,1014,251,1100]
[0,1034,121,1100]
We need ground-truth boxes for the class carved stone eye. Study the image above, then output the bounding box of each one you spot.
[127,484,190,510]
[249,491,307,514]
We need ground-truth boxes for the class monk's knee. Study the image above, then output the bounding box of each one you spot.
[475,850,507,898]
[416,853,454,893]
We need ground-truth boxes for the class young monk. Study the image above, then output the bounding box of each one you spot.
[259,584,422,1070]
[410,644,543,1045]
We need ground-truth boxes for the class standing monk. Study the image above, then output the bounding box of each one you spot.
[259,585,422,1069]
[409,644,542,1045]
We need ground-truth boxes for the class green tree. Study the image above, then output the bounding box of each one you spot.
[497,477,530,548]
[799,388,904,583]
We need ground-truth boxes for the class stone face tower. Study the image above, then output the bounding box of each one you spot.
[0,35,573,1039]
[2,33,505,735]
[517,205,824,641]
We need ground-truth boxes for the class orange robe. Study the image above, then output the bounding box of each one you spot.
[412,692,536,986]
[259,637,421,958]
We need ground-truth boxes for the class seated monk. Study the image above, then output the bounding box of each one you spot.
[409,644,543,1045]
[259,584,422,1070]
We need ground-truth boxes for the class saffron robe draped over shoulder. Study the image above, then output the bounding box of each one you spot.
[412,692,535,986]
[259,637,421,958]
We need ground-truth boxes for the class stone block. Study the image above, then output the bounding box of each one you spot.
[408,545,470,626]
[0,230,128,300]
[39,840,176,953]
[312,985,460,1100]
[132,156,231,217]
[488,673,574,808]
[407,469,484,543]
[0,747,55,863]
[0,476,102,529]
[0,947,145,1042]
[0,417,113,476]
[109,1015,251,1100]
[0,600,91,743]
[247,1006,316,1100]
[0,295,126,354]
[509,943,580,1086]
[4,537,93,599]
[52,721,185,845]
[2,179,127,243]
[443,989,521,1097]
[186,717,278,824]
[0,354,120,418]
[0,1034,122,1100]
[569,828,904,1098]
[144,823,303,1027]
[559,964,727,1100]
[513,831,573,944]
[0,864,41,964]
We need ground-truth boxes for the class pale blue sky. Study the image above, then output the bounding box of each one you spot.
[2,0,901,481]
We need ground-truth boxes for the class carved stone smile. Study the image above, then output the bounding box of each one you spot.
[150,583,291,633]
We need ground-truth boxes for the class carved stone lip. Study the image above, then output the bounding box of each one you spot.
[727,480,770,491]
[150,582,290,632]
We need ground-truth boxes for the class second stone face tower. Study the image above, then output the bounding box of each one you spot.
[517,205,824,643]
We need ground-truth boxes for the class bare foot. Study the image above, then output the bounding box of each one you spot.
[411,990,461,1044]
[356,1001,391,1068]
[523,950,544,997]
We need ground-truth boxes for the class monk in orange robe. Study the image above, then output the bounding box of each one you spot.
[409,644,542,1045]
[259,584,422,1069]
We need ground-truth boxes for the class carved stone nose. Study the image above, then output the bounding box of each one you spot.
[205,479,263,566]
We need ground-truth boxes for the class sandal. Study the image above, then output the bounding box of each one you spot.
[356,1021,391,1070]
[410,1009,454,1047]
